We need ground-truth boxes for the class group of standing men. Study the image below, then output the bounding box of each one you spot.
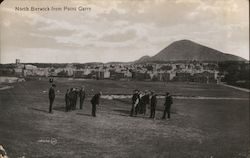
[130,90,173,119]
[65,87,86,112]
[48,83,101,117]
[49,83,173,119]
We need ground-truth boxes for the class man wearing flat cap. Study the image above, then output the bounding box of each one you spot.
[162,92,173,119]
[79,86,86,109]
[90,91,102,117]
[49,84,56,113]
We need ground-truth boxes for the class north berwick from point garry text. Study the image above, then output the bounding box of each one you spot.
[15,6,91,12]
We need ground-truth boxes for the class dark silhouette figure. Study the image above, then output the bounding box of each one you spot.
[130,90,139,116]
[72,89,78,110]
[68,88,74,110]
[141,92,150,115]
[79,87,86,109]
[65,89,70,112]
[49,84,56,113]
[135,92,143,115]
[90,92,102,117]
[150,92,157,119]
[162,92,173,119]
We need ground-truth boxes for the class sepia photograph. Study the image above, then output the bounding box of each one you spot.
[0,0,249,157]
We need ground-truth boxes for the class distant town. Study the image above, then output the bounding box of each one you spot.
[0,59,249,88]
[1,39,249,90]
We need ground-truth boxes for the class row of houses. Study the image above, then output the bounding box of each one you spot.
[1,60,220,83]
[74,69,219,83]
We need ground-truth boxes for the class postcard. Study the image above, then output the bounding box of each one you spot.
[0,0,249,158]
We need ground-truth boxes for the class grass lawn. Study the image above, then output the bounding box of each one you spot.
[0,79,249,158]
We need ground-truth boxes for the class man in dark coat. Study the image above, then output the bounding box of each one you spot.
[135,91,143,115]
[141,91,150,115]
[162,92,173,119]
[90,92,102,117]
[68,88,74,110]
[150,91,157,119]
[49,84,56,113]
[72,88,78,110]
[65,89,70,112]
[79,87,86,109]
[130,90,139,117]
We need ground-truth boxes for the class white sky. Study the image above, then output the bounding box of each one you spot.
[0,0,249,63]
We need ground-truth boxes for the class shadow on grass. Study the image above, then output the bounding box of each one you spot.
[105,112,129,117]
[113,109,130,115]
[155,108,178,114]
[108,109,152,119]
[131,114,153,119]
[53,106,66,112]
[29,107,48,113]
[113,98,131,104]
[76,113,92,117]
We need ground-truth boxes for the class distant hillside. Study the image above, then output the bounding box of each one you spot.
[135,55,151,63]
[106,61,133,65]
[135,40,247,63]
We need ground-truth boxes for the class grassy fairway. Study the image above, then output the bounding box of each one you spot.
[0,79,249,158]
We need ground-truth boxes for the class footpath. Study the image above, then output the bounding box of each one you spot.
[220,83,250,93]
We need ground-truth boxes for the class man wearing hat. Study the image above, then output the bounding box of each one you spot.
[65,89,70,112]
[150,91,157,119]
[90,92,102,117]
[162,92,173,119]
[79,86,86,109]
[141,90,150,115]
[72,88,78,110]
[130,89,139,117]
[49,84,56,113]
